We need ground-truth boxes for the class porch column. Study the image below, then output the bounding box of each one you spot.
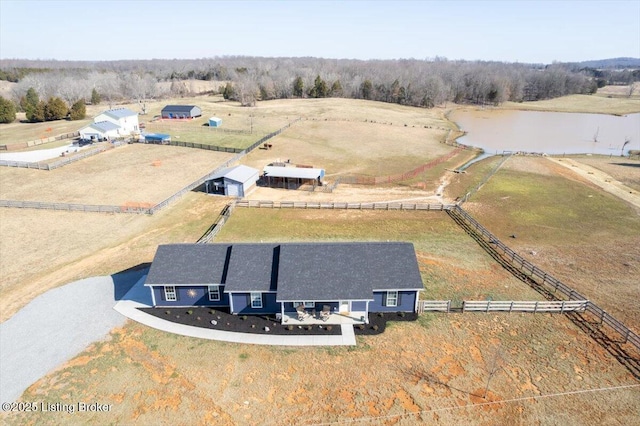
[150,285,156,306]
[365,301,370,324]
[281,302,285,323]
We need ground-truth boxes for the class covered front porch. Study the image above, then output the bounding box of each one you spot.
[278,301,370,325]
[280,310,368,325]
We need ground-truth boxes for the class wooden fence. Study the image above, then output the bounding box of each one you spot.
[0,199,148,214]
[0,141,127,171]
[417,300,588,313]
[341,147,464,185]
[458,153,511,204]
[196,203,235,243]
[448,205,640,351]
[167,141,243,153]
[0,131,80,151]
[461,300,588,313]
[417,300,451,313]
[236,200,454,211]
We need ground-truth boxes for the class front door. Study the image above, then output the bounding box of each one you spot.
[339,301,350,313]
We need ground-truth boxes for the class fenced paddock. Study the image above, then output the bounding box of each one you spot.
[448,204,640,353]
[0,141,127,171]
[0,199,148,214]
[418,300,451,313]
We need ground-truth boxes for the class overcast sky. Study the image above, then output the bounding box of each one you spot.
[1,0,638,63]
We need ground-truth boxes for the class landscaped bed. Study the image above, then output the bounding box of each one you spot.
[138,307,417,336]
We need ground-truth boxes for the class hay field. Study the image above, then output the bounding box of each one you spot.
[242,120,453,178]
[464,156,640,330]
[0,192,231,321]
[0,144,232,205]
[572,155,640,192]
[5,209,638,425]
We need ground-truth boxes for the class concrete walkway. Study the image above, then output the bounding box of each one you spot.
[0,269,146,403]
[114,276,357,347]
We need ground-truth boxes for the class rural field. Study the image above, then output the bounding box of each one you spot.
[4,208,639,425]
[1,95,639,425]
[0,144,232,205]
[462,156,640,330]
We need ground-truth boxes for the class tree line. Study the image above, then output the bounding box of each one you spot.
[0,56,636,122]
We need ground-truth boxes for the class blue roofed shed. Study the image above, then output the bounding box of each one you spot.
[144,133,171,144]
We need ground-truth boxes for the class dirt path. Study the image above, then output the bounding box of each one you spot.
[546,157,640,210]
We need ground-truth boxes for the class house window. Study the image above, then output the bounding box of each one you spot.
[295,301,315,309]
[208,286,220,301]
[250,292,262,309]
[386,291,398,307]
[165,286,177,302]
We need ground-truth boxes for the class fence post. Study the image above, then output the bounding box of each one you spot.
[533,301,538,313]
[560,301,565,314]
[462,301,465,313]
[446,300,450,313]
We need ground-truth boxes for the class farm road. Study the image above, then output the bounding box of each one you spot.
[547,157,640,209]
[0,269,146,403]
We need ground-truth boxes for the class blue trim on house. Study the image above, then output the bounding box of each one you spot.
[151,285,230,307]
[371,290,417,312]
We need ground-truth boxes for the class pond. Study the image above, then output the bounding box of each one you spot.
[451,109,640,156]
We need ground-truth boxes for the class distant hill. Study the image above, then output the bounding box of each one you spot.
[574,57,640,69]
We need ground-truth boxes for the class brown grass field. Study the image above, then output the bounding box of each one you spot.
[4,208,639,425]
[571,155,640,193]
[0,144,232,205]
[1,96,640,425]
[500,93,640,116]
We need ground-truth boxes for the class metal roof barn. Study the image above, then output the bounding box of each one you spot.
[161,105,202,119]
[263,165,325,190]
[205,165,259,197]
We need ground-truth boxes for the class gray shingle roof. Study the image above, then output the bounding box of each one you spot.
[224,244,279,292]
[145,244,230,286]
[276,242,422,301]
[145,242,423,300]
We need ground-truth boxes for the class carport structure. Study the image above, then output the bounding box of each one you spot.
[263,165,325,190]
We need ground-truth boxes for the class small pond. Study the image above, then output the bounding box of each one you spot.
[451,109,640,156]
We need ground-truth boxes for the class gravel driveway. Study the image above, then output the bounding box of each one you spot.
[0,268,147,403]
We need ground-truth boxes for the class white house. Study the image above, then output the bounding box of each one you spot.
[92,108,139,135]
[78,121,122,141]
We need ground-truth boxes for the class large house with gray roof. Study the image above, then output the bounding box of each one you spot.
[144,242,424,322]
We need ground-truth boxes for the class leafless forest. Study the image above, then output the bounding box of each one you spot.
[1,56,638,109]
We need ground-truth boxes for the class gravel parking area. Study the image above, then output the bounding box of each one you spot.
[0,269,146,403]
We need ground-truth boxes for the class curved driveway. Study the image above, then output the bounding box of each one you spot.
[0,269,146,403]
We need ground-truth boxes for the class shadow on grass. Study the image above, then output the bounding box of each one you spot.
[447,208,640,380]
[611,162,640,168]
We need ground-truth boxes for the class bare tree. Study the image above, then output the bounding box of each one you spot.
[483,345,506,399]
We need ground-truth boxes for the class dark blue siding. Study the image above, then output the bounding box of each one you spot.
[370,291,417,312]
[351,301,367,311]
[231,293,279,314]
[151,286,229,307]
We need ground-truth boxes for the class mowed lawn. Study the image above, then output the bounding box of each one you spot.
[5,208,638,425]
[0,144,232,205]
[464,156,640,330]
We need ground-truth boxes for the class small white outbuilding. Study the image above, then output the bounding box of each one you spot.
[209,117,222,127]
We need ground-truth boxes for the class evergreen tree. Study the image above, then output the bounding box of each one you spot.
[330,80,343,97]
[29,101,46,122]
[0,96,16,123]
[44,97,68,121]
[312,75,327,98]
[69,99,86,120]
[360,79,373,100]
[24,87,40,122]
[91,88,101,105]
[221,82,235,100]
[293,76,304,97]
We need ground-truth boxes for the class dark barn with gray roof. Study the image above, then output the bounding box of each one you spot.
[144,242,424,322]
[161,105,202,119]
